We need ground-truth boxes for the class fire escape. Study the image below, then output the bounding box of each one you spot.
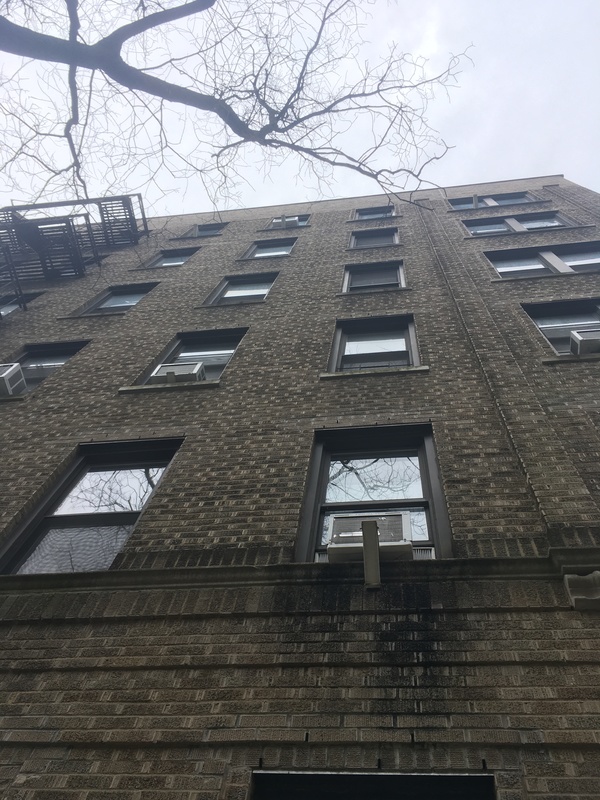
[0,194,148,318]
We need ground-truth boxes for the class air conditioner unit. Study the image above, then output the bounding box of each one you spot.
[0,363,26,396]
[148,361,206,385]
[327,512,414,563]
[570,329,600,356]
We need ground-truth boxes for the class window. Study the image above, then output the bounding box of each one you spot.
[343,261,404,292]
[83,283,157,314]
[145,248,198,268]
[295,425,450,563]
[331,316,417,371]
[524,299,600,354]
[1,438,182,575]
[207,273,278,305]
[178,222,227,238]
[4,341,88,395]
[354,205,395,220]
[146,328,246,384]
[488,242,600,278]
[252,772,495,800]
[449,191,535,209]
[0,292,43,318]
[464,212,569,236]
[269,215,309,229]
[245,239,296,258]
[350,228,398,249]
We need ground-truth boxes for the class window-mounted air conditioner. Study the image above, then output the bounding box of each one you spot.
[0,363,26,396]
[570,329,600,356]
[327,512,414,563]
[148,361,206,384]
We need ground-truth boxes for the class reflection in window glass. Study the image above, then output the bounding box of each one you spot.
[17,524,133,574]
[53,467,165,514]
[97,291,145,309]
[344,334,406,356]
[325,455,422,503]
[521,217,563,230]
[224,281,273,297]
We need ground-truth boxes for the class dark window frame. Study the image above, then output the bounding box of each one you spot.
[79,283,158,316]
[350,228,399,249]
[0,437,183,575]
[294,425,451,563]
[242,238,297,259]
[354,205,396,220]
[523,298,600,354]
[141,247,199,269]
[329,315,418,372]
[269,215,310,229]
[174,222,228,239]
[449,191,536,210]
[343,261,405,293]
[488,241,600,279]
[142,327,248,384]
[252,772,496,800]
[14,340,89,393]
[205,272,279,306]
[464,211,571,237]
[0,291,44,318]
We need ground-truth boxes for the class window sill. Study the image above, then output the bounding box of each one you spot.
[236,255,292,262]
[129,265,183,272]
[346,244,401,251]
[464,223,594,240]
[345,217,400,224]
[57,311,129,319]
[256,226,311,233]
[0,394,26,403]
[542,354,600,365]
[118,380,221,394]
[490,272,598,283]
[320,365,429,379]
[336,287,409,296]
[169,235,221,241]
[196,299,266,308]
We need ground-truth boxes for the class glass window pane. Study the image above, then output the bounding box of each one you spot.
[0,298,20,315]
[53,467,165,515]
[491,193,530,205]
[325,455,423,503]
[345,333,406,355]
[450,199,475,209]
[17,524,133,574]
[98,291,144,309]
[356,207,393,219]
[520,217,562,230]
[353,231,396,247]
[467,222,509,234]
[561,251,600,268]
[350,267,399,288]
[536,313,600,329]
[253,245,292,257]
[494,257,547,274]
[224,282,272,297]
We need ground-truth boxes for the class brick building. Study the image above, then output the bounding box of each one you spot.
[0,175,599,798]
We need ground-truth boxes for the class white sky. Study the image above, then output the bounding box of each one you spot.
[176,0,599,215]
[1,0,598,215]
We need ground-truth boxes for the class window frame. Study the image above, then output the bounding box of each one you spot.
[143,247,199,269]
[0,437,182,575]
[243,238,297,259]
[175,222,227,239]
[142,327,247,384]
[295,425,451,563]
[343,261,405,293]
[349,228,399,249]
[329,315,418,372]
[488,241,600,279]
[464,212,571,237]
[13,340,89,393]
[353,205,396,220]
[449,191,536,209]
[268,215,310,229]
[523,299,600,355]
[205,272,279,306]
[0,291,43,318]
[80,283,158,316]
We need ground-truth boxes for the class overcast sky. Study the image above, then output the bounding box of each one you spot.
[182,0,600,215]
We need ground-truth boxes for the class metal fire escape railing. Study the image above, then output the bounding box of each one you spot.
[0,246,27,320]
[0,194,149,284]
